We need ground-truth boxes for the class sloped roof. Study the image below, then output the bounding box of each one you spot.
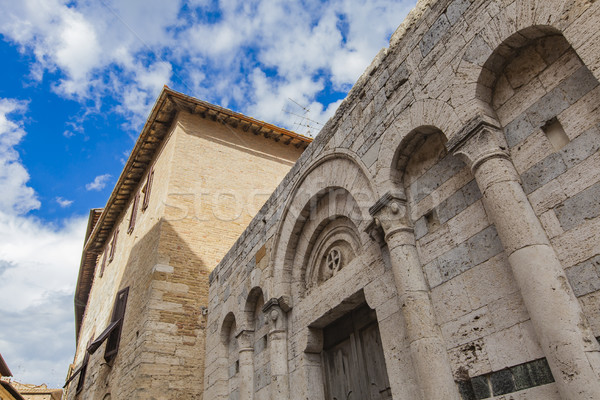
[0,353,11,377]
[74,87,312,339]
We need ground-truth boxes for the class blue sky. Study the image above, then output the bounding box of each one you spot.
[0,0,415,388]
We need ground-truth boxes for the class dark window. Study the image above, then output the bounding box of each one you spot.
[108,229,119,263]
[128,193,140,234]
[85,288,129,364]
[75,351,89,395]
[105,287,129,362]
[141,169,154,211]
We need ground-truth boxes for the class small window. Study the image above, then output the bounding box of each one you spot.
[108,229,119,263]
[141,169,154,211]
[99,251,107,278]
[128,193,140,234]
[425,209,440,232]
[542,118,570,151]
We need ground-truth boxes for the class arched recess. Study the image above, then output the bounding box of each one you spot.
[270,151,378,300]
[475,24,600,337]
[219,312,239,398]
[243,287,270,396]
[374,99,463,194]
[454,0,600,124]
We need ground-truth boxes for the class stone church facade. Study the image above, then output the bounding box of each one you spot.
[205,0,600,399]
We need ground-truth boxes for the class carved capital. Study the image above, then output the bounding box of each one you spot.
[447,116,510,173]
[369,192,412,241]
[262,297,288,332]
[236,329,255,351]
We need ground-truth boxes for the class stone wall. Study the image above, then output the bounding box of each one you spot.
[66,110,303,400]
[206,0,600,399]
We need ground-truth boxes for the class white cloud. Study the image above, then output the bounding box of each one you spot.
[0,99,87,386]
[0,99,41,215]
[0,0,413,134]
[0,212,87,387]
[85,174,111,191]
[56,197,73,207]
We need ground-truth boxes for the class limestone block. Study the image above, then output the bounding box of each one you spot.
[487,291,530,333]
[560,66,599,104]
[484,322,542,371]
[431,276,472,324]
[449,339,492,380]
[559,87,600,140]
[539,210,564,239]
[559,151,600,196]
[528,179,567,215]
[504,49,547,89]
[447,199,490,245]
[462,253,518,310]
[496,77,546,125]
[437,179,482,224]
[520,152,567,194]
[420,13,451,56]
[442,307,494,348]
[504,113,535,149]
[512,130,555,176]
[559,125,600,169]
[539,49,583,91]
[579,291,600,336]
[552,216,600,268]
[565,255,600,297]
[492,74,515,108]
[525,85,570,129]
[446,0,470,25]
[555,181,600,231]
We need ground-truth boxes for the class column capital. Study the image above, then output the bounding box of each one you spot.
[236,329,255,351]
[369,191,412,241]
[262,297,290,332]
[447,115,510,173]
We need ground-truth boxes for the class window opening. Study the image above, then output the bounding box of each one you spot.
[542,118,570,151]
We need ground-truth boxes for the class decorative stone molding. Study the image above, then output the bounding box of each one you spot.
[368,191,412,241]
[447,115,510,174]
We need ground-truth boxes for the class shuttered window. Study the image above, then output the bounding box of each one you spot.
[141,169,154,211]
[105,287,129,362]
[128,193,140,234]
[108,229,119,263]
[99,251,107,278]
[84,287,129,364]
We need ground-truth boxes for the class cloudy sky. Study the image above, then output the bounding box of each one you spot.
[0,0,415,388]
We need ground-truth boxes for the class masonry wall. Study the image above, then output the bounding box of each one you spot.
[67,111,303,400]
[206,0,600,399]
[66,121,177,400]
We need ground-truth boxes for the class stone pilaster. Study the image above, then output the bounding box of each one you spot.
[236,329,254,400]
[449,117,600,400]
[370,194,460,400]
[262,298,290,399]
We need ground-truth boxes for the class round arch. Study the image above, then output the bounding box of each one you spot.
[270,150,378,300]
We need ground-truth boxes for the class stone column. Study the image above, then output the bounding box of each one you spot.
[370,195,460,400]
[448,118,600,400]
[263,298,290,399]
[236,329,254,400]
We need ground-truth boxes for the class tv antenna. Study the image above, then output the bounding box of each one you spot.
[282,98,323,137]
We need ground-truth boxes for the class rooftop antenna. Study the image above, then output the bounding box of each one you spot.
[282,98,323,137]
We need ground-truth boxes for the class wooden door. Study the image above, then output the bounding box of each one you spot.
[322,305,392,400]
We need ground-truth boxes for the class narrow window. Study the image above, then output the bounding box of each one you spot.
[108,229,119,263]
[99,251,107,278]
[425,209,440,232]
[87,287,129,363]
[75,352,89,395]
[141,169,154,211]
[104,287,129,362]
[128,193,140,234]
[542,118,570,151]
